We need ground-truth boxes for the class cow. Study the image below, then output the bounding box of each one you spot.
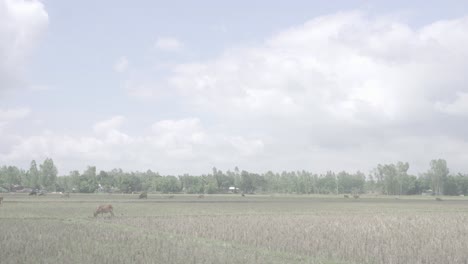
[94,204,114,217]
[344,195,349,198]
[139,192,147,199]
[241,193,245,197]
[0,196,3,206]
[29,190,37,196]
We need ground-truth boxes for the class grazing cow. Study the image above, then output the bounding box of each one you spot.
[198,194,205,199]
[94,204,114,217]
[139,192,147,199]
[344,195,349,198]
[241,193,245,197]
[0,196,3,206]
[29,190,37,196]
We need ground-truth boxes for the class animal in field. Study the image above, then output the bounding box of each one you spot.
[436,197,443,201]
[94,204,114,217]
[343,195,349,198]
[0,196,3,205]
[198,194,205,199]
[353,194,360,199]
[60,192,70,198]
[29,190,37,196]
[241,193,245,197]
[139,192,147,199]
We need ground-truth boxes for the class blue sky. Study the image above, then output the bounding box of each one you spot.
[2,0,468,175]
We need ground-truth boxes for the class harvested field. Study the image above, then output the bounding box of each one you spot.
[1,193,468,264]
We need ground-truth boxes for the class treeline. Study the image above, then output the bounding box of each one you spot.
[1,158,468,196]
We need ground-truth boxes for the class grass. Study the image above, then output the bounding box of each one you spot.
[1,193,468,263]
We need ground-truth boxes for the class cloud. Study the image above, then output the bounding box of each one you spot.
[435,92,468,116]
[0,107,30,122]
[161,11,468,173]
[154,37,183,51]
[4,11,468,175]
[93,116,125,134]
[113,56,129,73]
[0,0,48,91]
[0,116,264,174]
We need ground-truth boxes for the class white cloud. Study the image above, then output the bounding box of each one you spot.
[93,116,125,134]
[435,92,468,116]
[0,116,264,174]
[155,37,183,51]
[161,11,468,173]
[0,107,30,121]
[0,0,48,91]
[4,11,468,175]
[113,56,129,73]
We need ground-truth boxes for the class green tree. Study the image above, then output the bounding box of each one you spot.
[317,171,337,194]
[428,159,449,195]
[40,158,58,191]
[29,160,40,189]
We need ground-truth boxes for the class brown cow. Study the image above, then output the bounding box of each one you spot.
[94,204,114,217]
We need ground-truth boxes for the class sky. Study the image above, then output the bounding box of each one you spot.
[2,0,468,175]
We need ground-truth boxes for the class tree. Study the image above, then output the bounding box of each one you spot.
[29,160,40,189]
[428,159,449,195]
[317,171,337,194]
[159,176,181,193]
[40,158,58,191]
[78,166,98,193]
[443,175,458,196]
[375,163,409,195]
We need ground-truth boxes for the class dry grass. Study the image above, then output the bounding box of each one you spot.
[1,193,468,264]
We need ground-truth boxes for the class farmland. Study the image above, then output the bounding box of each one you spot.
[1,194,468,264]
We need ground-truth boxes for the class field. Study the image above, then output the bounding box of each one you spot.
[1,194,468,264]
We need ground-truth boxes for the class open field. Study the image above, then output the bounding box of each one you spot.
[1,194,468,264]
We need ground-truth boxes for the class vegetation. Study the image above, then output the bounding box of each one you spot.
[1,158,468,196]
[1,193,468,263]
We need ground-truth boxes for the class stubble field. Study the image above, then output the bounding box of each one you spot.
[1,193,468,264]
